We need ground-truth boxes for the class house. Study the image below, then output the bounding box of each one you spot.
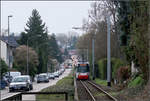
[0,35,18,68]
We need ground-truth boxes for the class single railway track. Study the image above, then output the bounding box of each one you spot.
[79,80,118,101]
[80,80,96,101]
[87,81,118,101]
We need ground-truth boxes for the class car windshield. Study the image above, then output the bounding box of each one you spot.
[12,77,28,82]
[38,75,46,78]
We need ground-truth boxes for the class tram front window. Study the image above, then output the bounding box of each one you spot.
[77,66,88,73]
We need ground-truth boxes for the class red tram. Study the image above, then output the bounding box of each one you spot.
[75,62,89,80]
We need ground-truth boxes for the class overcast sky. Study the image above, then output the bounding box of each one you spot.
[1,1,94,35]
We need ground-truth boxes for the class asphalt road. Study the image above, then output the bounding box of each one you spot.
[1,69,72,101]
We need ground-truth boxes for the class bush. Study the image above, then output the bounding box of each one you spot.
[97,58,125,80]
[128,75,144,87]
[0,59,8,78]
[117,66,130,84]
[111,58,125,79]
[97,58,107,80]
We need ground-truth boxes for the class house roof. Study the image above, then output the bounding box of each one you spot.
[0,36,19,47]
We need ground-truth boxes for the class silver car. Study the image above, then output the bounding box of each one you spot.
[48,73,55,79]
[9,75,33,92]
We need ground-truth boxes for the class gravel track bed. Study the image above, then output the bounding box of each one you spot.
[86,81,114,101]
[77,80,117,101]
[76,80,92,101]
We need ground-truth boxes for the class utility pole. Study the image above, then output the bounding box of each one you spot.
[107,15,111,87]
[92,4,97,80]
[27,40,29,75]
[87,49,88,62]
[92,35,95,80]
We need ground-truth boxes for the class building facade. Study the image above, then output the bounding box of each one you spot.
[0,36,18,68]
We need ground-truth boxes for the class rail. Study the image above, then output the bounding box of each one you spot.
[87,81,118,101]
[80,80,96,101]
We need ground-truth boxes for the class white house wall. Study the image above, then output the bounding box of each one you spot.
[0,40,8,65]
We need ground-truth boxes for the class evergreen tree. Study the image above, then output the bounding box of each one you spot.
[49,34,63,63]
[25,9,48,73]
[17,32,28,45]
[25,9,47,49]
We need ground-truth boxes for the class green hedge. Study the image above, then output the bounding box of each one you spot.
[97,58,125,80]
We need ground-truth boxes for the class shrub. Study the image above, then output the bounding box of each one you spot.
[111,58,125,79]
[97,58,125,80]
[128,75,144,87]
[97,58,107,80]
[0,58,8,78]
[117,66,130,84]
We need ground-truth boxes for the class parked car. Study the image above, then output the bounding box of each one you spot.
[37,73,49,83]
[53,72,59,77]
[9,75,33,92]
[4,71,21,83]
[0,79,7,89]
[59,69,65,75]
[48,73,55,79]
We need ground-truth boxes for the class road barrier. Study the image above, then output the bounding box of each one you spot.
[2,92,68,101]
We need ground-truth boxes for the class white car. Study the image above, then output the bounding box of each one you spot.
[53,72,59,77]
[4,71,21,83]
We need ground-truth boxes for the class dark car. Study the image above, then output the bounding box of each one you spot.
[0,79,7,90]
[37,74,49,83]
[9,75,33,92]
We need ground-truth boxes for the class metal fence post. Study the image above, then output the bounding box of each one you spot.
[65,92,68,101]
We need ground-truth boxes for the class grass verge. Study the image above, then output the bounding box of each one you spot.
[36,71,74,101]
[94,78,107,86]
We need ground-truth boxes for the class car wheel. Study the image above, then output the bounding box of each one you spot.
[30,85,33,90]
[26,85,30,91]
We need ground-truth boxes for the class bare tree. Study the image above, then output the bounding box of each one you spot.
[14,45,39,76]
[77,1,122,63]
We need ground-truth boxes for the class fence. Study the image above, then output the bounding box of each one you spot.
[2,92,68,101]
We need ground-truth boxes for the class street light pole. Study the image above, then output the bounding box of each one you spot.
[8,15,13,83]
[8,15,13,69]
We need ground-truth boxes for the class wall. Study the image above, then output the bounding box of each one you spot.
[0,40,7,64]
